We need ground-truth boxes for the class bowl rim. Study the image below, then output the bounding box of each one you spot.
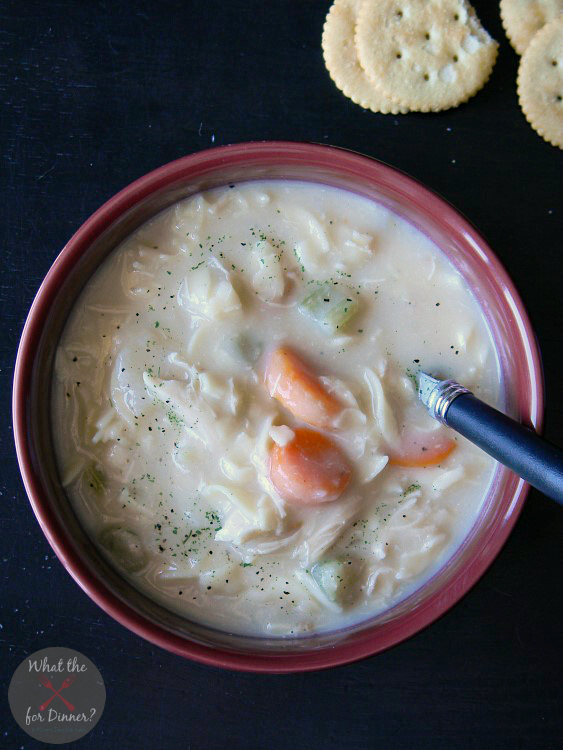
[12,141,543,673]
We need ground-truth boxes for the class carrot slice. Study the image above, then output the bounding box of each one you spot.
[264,347,342,429]
[389,430,456,468]
[269,428,351,505]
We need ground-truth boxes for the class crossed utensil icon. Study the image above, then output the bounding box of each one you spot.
[38,674,77,712]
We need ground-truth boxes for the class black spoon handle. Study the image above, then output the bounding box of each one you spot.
[445,393,563,504]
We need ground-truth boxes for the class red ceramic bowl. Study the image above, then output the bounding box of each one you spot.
[13,142,543,673]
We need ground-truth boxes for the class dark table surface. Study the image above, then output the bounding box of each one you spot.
[1,1,562,748]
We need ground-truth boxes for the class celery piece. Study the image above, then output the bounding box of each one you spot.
[298,283,358,334]
[84,464,105,494]
[226,333,262,365]
[99,526,148,573]
[311,560,346,602]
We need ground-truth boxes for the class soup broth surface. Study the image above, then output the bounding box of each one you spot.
[53,181,498,636]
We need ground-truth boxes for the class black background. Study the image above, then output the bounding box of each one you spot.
[1,2,562,748]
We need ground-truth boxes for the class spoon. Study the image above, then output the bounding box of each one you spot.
[417,372,563,504]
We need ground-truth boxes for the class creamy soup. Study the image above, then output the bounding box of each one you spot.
[52,181,498,636]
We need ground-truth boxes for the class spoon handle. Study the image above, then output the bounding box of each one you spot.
[418,372,563,504]
[445,393,563,504]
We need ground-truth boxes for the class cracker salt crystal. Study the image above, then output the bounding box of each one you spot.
[322,0,408,113]
[517,15,563,148]
[500,0,563,55]
[355,0,498,112]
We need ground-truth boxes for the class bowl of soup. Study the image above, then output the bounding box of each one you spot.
[13,142,542,672]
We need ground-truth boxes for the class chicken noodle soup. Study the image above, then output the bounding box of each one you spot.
[52,181,498,636]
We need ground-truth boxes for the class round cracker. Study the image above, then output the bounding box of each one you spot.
[500,0,563,55]
[518,15,563,148]
[355,0,498,112]
[322,0,408,114]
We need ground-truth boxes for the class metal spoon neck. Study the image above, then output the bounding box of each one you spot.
[418,372,472,424]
